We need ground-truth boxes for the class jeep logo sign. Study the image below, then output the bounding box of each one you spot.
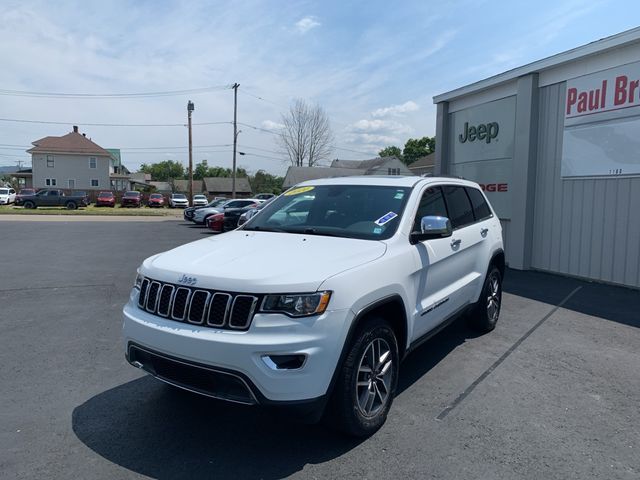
[458,122,499,144]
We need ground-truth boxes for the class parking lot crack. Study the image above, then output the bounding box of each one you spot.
[436,286,582,420]
[0,283,115,293]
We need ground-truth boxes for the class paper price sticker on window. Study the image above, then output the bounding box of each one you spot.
[284,186,315,196]
[374,211,398,226]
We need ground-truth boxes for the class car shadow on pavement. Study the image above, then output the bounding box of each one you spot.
[397,315,482,395]
[72,317,478,479]
[72,376,362,480]
[503,268,640,328]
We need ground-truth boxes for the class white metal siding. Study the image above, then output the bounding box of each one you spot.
[531,82,640,288]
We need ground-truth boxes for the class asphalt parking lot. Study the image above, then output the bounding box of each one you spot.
[1,218,639,479]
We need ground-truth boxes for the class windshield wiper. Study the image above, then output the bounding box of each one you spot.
[289,227,346,238]
[243,226,286,233]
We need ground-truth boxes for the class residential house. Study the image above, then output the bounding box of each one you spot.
[0,167,33,189]
[27,126,129,191]
[203,177,252,198]
[173,179,205,195]
[283,156,415,188]
[407,153,435,176]
[283,167,366,188]
[330,156,412,176]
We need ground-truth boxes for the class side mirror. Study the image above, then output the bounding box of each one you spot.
[410,216,452,244]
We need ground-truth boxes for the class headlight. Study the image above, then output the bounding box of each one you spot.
[261,291,331,317]
[134,271,144,290]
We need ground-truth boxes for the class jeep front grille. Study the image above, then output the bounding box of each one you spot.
[137,278,259,331]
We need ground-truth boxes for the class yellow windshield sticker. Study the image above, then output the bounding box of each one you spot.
[284,186,315,196]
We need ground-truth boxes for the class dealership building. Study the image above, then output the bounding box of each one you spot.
[433,27,640,289]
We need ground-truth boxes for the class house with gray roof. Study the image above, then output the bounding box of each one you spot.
[407,153,435,176]
[203,177,252,197]
[27,126,129,191]
[283,156,414,188]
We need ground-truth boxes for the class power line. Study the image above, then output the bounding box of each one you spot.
[241,89,289,110]
[0,85,232,98]
[237,122,281,135]
[333,145,376,156]
[238,144,282,155]
[0,117,232,127]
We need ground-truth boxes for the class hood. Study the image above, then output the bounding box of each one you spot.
[194,207,220,216]
[142,230,387,293]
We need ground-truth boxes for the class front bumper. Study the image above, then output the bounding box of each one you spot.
[122,293,351,403]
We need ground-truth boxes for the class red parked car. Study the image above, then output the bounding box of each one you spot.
[206,212,225,233]
[96,191,116,207]
[121,191,142,208]
[147,193,165,208]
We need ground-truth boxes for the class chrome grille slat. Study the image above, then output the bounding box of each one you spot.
[157,285,175,317]
[187,290,210,325]
[229,295,259,329]
[137,278,258,331]
[207,293,232,327]
[145,281,161,313]
[138,279,150,308]
[171,287,191,321]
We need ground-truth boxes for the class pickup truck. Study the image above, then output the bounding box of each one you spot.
[21,189,89,210]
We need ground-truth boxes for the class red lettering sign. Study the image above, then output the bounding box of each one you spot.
[479,183,508,192]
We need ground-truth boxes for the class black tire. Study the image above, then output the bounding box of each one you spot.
[469,266,502,333]
[66,201,77,210]
[326,317,399,437]
[24,201,35,209]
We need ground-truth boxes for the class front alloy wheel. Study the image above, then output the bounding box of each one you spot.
[356,338,393,418]
[326,317,398,437]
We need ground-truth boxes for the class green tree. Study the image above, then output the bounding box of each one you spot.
[378,146,402,159]
[250,170,285,194]
[139,160,185,181]
[193,161,249,179]
[402,136,435,165]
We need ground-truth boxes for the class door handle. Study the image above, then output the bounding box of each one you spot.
[481,227,489,236]
[450,238,461,248]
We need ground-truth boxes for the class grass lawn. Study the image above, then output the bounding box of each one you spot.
[0,204,182,217]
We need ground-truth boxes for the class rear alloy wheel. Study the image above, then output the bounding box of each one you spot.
[326,317,398,437]
[66,202,77,210]
[470,266,502,332]
[24,201,35,209]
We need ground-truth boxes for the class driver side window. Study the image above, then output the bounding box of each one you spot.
[412,186,448,232]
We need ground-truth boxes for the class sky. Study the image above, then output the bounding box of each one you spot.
[1,0,639,176]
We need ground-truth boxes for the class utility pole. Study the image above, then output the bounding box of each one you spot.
[232,83,240,199]
[16,160,24,170]
[187,100,195,205]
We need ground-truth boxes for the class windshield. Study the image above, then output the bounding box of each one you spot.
[98,192,113,198]
[150,194,162,199]
[243,184,411,240]
[173,194,186,199]
[0,189,8,195]
[124,191,139,197]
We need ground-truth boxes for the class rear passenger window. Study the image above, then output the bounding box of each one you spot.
[412,187,448,232]
[465,187,492,221]
[442,185,474,229]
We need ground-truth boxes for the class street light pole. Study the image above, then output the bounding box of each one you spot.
[187,100,195,205]
[232,83,239,199]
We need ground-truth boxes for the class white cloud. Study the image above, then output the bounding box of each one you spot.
[261,120,284,130]
[347,119,412,135]
[371,100,419,118]
[294,16,321,34]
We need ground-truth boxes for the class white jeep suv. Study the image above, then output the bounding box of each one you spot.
[123,176,504,436]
